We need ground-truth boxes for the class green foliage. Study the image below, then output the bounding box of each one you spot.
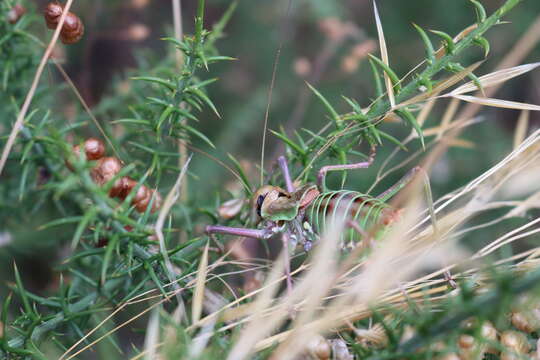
[0,0,537,359]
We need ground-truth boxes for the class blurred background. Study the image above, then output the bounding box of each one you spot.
[29,0,540,190]
[2,0,540,330]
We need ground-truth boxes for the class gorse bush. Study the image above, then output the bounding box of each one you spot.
[1,0,540,359]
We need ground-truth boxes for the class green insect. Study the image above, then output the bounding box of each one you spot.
[206,146,420,253]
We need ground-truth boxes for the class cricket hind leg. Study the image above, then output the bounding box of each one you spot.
[376,166,422,201]
[317,145,377,191]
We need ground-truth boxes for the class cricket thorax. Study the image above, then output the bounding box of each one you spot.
[251,184,320,224]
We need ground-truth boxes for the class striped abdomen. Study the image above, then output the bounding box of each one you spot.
[305,190,400,245]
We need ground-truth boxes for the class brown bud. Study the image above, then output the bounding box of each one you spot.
[132,184,150,205]
[500,330,530,360]
[511,308,540,333]
[109,176,135,199]
[91,157,122,186]
[44,2,63,29]
[67,139,104,170]
[458,334,487,360]
[134,187,162,213]
[7,4,26,24]
[83,138,105,160]
[481,321,498,354]
[44,2,84,44]
[60,11,84,44]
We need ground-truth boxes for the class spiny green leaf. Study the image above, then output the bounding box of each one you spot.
[378,130,408,151]
[13,263,33,318]
[71,208,97,249]
[172,107,199,122]
[413,23,435,63]
[369,58,384,98]
[181,123,216,149]
[395,109,425,149]
[111,118,152,126]
[306,82,341,127]
[189,88,221,118]
[470,0,487,23]
[187,78,219,90]
[205,56,236,63]
[270,129,307,157]
[38,216,83,230]
[473,36,490,57]
[430,30,455,54]
[132,76,175,92]
[368,54,402,92]
[101,235,119,285]
[227,153,253,195]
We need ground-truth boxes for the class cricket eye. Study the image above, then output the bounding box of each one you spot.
[256,194,266,217]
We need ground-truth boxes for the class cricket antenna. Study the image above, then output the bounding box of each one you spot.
[259,0,295,187]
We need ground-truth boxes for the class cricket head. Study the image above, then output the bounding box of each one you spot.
[251,184,320,223]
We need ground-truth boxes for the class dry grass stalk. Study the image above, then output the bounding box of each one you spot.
[373,0,395,108]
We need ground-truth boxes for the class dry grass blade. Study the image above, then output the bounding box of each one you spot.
[155,155,193,307]
[436,98,460,140]
[269,217,344,359]
[0,0,75,177]
[144,308,160,360]
[192,243,209,324]
[373,0,395,108]
[514,110,530,149]
[474,217,540,259]
[451,94,540,111]
[226,254,287,360]
[450,62,540,96]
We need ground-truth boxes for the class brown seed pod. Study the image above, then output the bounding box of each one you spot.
[511,308,540,333]
[500,330,530,360]
[134,187,162,213]
[66,138,161,213]
[7,4,26,24]
[480,321,499,354]
[44,2,84,44]
[82,138,105,160]
[109,176,136,200]
[91,157,122,186]
[60,11,84,44]
[67,138,105,170]
[109,176,162,213]
[44,2,63,29]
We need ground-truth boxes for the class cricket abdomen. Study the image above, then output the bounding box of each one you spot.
[305,190,400,245]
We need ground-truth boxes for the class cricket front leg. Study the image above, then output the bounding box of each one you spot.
[205,225,275,240]
[317,145,376,191]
